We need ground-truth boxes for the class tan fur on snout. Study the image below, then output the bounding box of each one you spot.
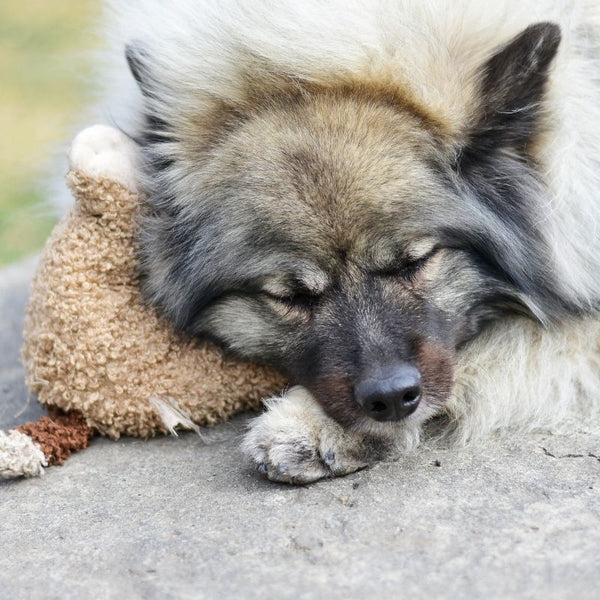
[416,341,455,414]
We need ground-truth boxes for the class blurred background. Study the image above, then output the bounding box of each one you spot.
[0,0,99,266]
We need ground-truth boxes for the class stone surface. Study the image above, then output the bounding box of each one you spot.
[1,260,599,600]
[0,256,45,429]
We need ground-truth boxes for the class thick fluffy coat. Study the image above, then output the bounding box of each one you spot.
[103,1,600,482]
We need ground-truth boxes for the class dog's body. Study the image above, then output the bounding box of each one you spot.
[105,0,600,482]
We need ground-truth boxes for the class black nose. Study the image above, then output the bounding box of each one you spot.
[354,363,422,422]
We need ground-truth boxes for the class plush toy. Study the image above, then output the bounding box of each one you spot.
[0,125,287,479]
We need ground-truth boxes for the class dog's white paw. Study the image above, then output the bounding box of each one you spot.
[241,386,372,484]
[69,125,140,191]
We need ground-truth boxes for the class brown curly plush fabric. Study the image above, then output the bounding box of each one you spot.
[22,137,286,439]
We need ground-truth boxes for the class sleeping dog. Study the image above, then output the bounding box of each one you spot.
[105,0,600,482]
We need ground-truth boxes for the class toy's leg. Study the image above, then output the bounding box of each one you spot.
[69,124,140,192]
[0,411,94,479]
[242,386,399,484]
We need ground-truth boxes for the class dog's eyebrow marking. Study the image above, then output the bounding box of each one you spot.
[299,267,329,294]
[405,238,438,261]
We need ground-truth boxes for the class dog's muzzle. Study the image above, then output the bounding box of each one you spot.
[354,363,422,422]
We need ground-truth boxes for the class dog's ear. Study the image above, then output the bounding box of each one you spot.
[462,22,561,160]
[125,42,154,97]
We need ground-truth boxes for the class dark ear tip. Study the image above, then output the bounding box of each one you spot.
[526,21,562,52]
[528,21,561,37]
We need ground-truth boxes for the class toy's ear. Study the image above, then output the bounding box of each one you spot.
[125,42,155,97]
[461,22,561,162]
[68,125,140,217]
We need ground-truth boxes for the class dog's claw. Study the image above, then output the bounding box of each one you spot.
[323,449,335,466]
[257,462,268,474]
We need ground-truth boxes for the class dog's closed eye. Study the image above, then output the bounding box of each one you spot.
[264,290,320,316]
[375,246,441,281]
[265,291,319,310]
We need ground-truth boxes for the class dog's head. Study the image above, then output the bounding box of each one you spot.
[129,23,567,430]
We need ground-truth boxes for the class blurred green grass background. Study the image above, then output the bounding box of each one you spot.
[0,0,99,265]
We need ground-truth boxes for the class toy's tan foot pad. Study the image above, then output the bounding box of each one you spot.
[69,125,140,192]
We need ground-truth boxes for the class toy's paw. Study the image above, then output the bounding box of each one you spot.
[69,125,140,192]
[241,386,372,484]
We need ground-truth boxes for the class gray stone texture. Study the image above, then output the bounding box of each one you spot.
[1,259,599,600]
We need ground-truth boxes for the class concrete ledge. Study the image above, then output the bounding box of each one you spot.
[1,259,599,599]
